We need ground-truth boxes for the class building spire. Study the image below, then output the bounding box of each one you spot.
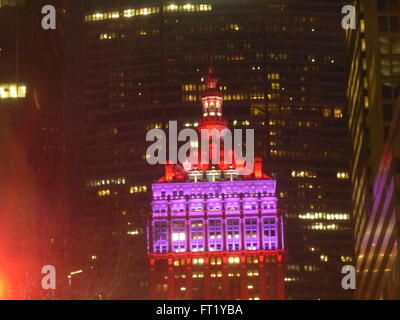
[205,66,218,89]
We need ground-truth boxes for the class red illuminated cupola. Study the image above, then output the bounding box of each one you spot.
[198,66,228,132]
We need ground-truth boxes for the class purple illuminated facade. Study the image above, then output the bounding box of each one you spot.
[147,70,285,300]
[150,180,283,254]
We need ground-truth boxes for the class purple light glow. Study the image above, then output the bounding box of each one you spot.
[149,179,284,254]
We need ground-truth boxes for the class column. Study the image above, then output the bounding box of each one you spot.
[204,264,212,299]
[259,259,267,300]
[222,264,229,299]
[240,263,249,300]
[276,254,285,300]
[149,262,157,299]
[167,263,175,300]
[186,263,193,299]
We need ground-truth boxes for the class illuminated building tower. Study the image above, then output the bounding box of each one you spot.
[148,71,285,300]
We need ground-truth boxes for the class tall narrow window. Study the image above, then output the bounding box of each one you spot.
[171,220,186,252]
[226,219,241,251]
[153,220,168,253]
[190,220,204,252]
[244,218,258,250]
[263,218,278,250]
[208,219,223,251]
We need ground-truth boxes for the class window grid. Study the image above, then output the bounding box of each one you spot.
[226,218,241,251]
[190,219,204,252]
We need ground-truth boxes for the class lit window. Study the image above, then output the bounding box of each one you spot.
[98,189,111,197]
[171,220,186,252]
[127,230,139,236]
[226,219,241,251]
[291,170,317,178]
[153,220,168,253]
[263,218,278,250]
[341,256,353,263]
[310,223,339,231]
[322,108,332,117]
[166,4,178,11]
[336,172,349,180]
[334,108,343,118]
[190,220,204,252]
[208,219,223,252]
[228,256,240,264]
[244,218,259,250]
[0,83,27,99]
[298,212,350,221]
[230,24,240,31]
[130,185,148,193]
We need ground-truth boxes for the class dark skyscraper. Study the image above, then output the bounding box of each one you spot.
[0,0,78,298]
[80,0,353,299]
[346,0,400,299]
